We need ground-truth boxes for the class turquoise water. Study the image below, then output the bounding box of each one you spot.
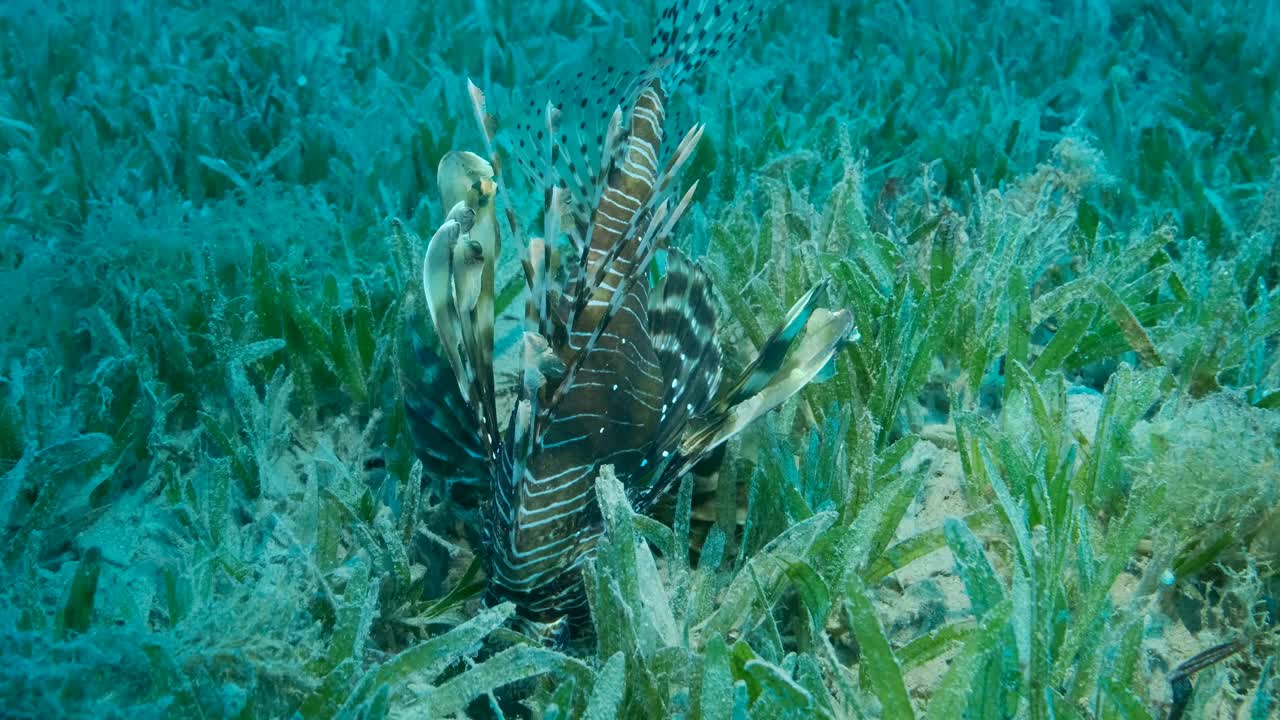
[1,1,1277,717]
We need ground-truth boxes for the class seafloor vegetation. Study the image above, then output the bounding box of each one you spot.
[1,0,1277,717]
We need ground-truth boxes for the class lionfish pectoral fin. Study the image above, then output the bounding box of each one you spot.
[677,299,856,469]
[402,323,488,483]
[650,253,722,420]
[630,251,724,511]
[717,280,834,408]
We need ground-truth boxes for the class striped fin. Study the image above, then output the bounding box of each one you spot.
[717,280,833,408]
[628,251,724,510]
[401,322,487,482]
[671,302,856,480]
[504,65,650,243]
[649,253,722,435]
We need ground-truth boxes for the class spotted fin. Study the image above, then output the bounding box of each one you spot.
[504,65,650,247]
[500,0,769,252]
[650,0,772,90]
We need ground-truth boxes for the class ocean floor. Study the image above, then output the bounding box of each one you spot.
[2,1,1278,717]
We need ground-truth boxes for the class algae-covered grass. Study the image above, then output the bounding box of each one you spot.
[1,0,1277,717]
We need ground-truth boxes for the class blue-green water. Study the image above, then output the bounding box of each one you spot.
[1,1,1277,717]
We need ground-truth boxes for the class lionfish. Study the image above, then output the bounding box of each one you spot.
[403,0,854,634]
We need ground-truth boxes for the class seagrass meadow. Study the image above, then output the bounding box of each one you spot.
[1,0,1278,717]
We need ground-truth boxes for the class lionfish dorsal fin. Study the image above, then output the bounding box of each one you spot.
[505,65,647,230]
[650,0,769,88]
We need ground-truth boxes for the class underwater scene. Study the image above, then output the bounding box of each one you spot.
[1,0,1278,717]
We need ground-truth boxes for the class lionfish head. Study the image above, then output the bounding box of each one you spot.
[402,0,856,634]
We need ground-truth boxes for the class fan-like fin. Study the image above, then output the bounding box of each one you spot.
[644,251,723,448]
[504,64,650,241]
[650,0,771,91]
[673,305,856,479]
[716,280,833,408]
[401,323,488,483]
[632,290,855,510]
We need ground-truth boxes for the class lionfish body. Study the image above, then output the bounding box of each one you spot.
[404,0,854,630]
